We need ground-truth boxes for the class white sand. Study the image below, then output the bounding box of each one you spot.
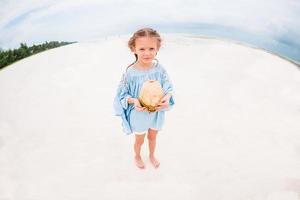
[0,34,300,200]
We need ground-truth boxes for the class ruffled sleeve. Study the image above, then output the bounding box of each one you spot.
[114,72,132,115]
[161,67,175,110]
[113,72,133,135]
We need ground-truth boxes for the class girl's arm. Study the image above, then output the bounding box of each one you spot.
[128,97,147,112]
[114,72,132,111]
[163,93,172,100]
[156,93,171,111]
[127,97,138,104]
[158,67,175,111]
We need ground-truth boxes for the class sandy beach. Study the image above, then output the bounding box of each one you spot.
[0,34,299,200]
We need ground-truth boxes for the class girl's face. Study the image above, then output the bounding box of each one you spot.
[132,37,159,66]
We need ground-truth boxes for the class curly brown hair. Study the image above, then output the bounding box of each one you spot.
[127,28,162,69]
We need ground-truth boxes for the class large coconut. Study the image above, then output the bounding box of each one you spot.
[139,80,164,112]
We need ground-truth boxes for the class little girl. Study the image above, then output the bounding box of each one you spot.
[113,28,174,169]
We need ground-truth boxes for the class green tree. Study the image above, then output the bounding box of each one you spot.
[0,41,76,70]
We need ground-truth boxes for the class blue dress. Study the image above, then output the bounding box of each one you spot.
[113,61,175,135]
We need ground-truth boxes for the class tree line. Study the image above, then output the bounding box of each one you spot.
[0,41,76,70]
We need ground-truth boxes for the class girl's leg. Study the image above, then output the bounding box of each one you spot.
[147,128,160,168]
[134,133,146,169]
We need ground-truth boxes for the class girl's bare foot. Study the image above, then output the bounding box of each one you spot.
[149,156,160,168]
[135,156,145,169]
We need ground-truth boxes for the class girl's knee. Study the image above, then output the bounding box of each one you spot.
[147,131,157,141]
[135,134,145,145]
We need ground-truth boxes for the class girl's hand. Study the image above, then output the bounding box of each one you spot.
[133,99,147,112]
[156,94,171,111]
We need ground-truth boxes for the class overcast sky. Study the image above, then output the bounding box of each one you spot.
[0,0,300,50]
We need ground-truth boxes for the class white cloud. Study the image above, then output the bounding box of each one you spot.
[0,0,300,49]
